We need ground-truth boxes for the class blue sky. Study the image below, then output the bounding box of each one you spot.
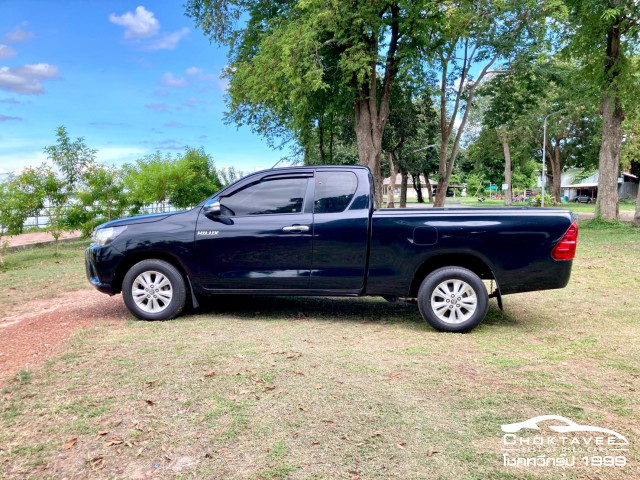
[0,1,285,176]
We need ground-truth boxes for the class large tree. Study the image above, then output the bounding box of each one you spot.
[185,0,440,207]
[477,59,601,204]
[563,0,640,220]
[429,0,552,207]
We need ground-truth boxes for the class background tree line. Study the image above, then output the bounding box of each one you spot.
[186,0,640,221]
[0,126,240,258]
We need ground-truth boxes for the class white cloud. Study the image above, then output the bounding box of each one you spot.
[0,63,60,95]
[3,23,35,43]
[160,72,187,88]
[145,102,169,112]
[186,66,227,91]
[96,145,147,165]
[109,6,159,39]
[0,114,21,121]
[0,44,16,59]
[186,67,203,76]
[145,28,189,51]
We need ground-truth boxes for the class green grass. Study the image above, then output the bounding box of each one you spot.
[0,239,89,315]
[1,225,639,479]
[455,195,636,213]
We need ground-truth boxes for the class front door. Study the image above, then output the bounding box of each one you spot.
[196,174,313,290]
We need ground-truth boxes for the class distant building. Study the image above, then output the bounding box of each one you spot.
[561,171,638,202]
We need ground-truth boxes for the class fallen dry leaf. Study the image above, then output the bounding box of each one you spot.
[63,438,77,449]
[145,399,155,406]
[97,430,109,436]
[105,437,124,447]
[145,379,158,388]
[262,385,276,392]
[101,418,122,427]
[427,450,439,457]
[90,456,105,470]
[204,371,216,378]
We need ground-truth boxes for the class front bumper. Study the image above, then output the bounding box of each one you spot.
[85,245,123,295]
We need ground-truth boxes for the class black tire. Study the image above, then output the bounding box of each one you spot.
[122,259,187,321]
[417,267,488,333]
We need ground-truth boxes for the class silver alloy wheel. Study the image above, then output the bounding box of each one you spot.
[430,279,478,324]
[131,270,173,314]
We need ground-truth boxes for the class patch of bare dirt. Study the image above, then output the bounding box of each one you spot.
[4,230,81,248]
[0,289,128,386]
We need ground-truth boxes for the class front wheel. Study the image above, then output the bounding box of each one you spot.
[417,267,489,333]
[122,259,187,320]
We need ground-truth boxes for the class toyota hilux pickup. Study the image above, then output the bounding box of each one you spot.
[86,166,578,332]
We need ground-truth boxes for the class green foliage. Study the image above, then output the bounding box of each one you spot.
[123,152,177,213]
[531,193,554,207]
[218,166,242,186]
[168,147,222,209]
[42,125,96,192]
[0,174,43,236]
[123,147,222,213]
[68,165,130,236]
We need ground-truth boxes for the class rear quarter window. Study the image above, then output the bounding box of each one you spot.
[314,172,357,214]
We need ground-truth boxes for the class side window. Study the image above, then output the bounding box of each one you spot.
[220,177,308,216]
[314,172,358,214]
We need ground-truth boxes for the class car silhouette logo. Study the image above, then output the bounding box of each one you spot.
[501,415,629,445]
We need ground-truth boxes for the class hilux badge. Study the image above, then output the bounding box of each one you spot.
[197,230,219,236]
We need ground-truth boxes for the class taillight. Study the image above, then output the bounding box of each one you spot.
[552,221,578,261]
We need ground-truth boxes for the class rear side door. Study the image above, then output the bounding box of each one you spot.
[310,170,371,291]
[195,173,314,290]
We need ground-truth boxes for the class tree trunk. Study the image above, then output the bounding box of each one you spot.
[424,170,433,204]
[318,115,326,164]
[551,140,562,205]
[501,139,512,206]
[596,19,624,221]
[596,90,623,221]
[412,173,424,203]
[354,100,384,208]
[400,171,408,208]
[387,152,396,208]
[634,182,640,225]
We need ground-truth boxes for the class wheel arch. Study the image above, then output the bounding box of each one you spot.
[112,251,191,295]
[409,253,496,298]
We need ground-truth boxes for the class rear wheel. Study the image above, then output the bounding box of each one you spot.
[417,267,488,332]
[122,259,186,320]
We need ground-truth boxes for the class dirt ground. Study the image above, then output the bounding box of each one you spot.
[4,230,81,249]
[0,289,127,387]
[1,231,126,387]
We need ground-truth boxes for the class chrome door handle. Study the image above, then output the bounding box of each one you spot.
[282,225,310,233]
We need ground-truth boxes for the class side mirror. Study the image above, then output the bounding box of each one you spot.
[203,199,221,218]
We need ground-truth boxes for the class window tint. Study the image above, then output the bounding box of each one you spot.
[314,172,357,214]
[220,177,308,216]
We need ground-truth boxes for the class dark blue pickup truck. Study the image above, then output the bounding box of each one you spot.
[86,166,578,332]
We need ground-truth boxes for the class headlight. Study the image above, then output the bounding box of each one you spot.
[92,226,127,246]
